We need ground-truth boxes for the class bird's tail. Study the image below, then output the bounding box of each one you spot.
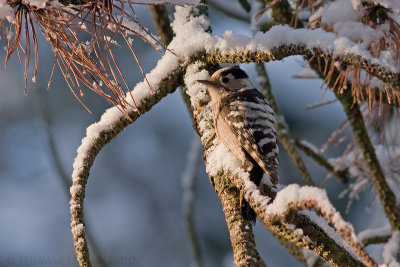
[241,199,256,224]
[240,159,265,224]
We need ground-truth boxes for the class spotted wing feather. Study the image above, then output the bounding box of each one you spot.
[218,89,279,185]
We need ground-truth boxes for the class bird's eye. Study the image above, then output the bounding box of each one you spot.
[221,77,229,83]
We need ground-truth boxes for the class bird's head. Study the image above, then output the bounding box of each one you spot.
[197,66,253,100]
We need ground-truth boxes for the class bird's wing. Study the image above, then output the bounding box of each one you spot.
[220,89,279,185]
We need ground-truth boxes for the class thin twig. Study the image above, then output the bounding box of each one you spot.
[149,5,174,45]
[182,137,203,267]
[34,90,106,267]
[294,139,349,183]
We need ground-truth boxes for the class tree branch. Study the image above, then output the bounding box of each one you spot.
[149,5,174,46]
[183,63,266,266]
[205,40,400,88]
[182,137,204,267]
[235,180,375,266]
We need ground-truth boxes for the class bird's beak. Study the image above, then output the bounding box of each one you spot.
[197,79,214,86]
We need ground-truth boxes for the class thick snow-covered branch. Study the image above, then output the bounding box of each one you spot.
[240,182,376,266]
[200,26,400,88]
[164,6,400,90]
[70,53,186,267]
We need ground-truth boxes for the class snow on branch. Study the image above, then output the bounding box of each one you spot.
[69,6,212,266]
[240,182,377,266]
[203,25,400,88]
[164,6,400,91]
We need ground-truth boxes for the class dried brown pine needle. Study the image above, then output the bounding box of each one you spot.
[1,0,166,116]
[308,2,400,111]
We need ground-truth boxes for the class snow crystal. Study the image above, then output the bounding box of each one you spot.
[309,6,326,25]
[0,0,14,22]
[250,1,273,32]
[332,21,385,46]
[302,250,319,267]
[293,68,319,79]
[71,223,85,235]
[320,0,362,26]
[70,184,84,196]
[184,63,210,105]
[206,143,244,177]
[22,0,48,8]
[265,184,336,216]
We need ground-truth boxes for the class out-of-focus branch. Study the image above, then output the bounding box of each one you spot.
[257,0,301,27]
[294,139,348,183]
[238,0,251,13]
[35,92,106,267]
[255,62,315,186]
[149,6,204,267]
[149,5,174,46]
[70,65,184,267]
[361,234,391,247]
[182,137,203,267]
[335,88,400,230]
[306,55,400,230]
[208,0,250,21]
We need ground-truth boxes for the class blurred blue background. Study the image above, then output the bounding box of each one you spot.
[0,3,388,267]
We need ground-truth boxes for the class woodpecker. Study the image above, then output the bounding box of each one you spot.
[198,66,279,223]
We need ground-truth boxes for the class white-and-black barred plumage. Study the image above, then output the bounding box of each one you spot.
[198,66,279,222]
